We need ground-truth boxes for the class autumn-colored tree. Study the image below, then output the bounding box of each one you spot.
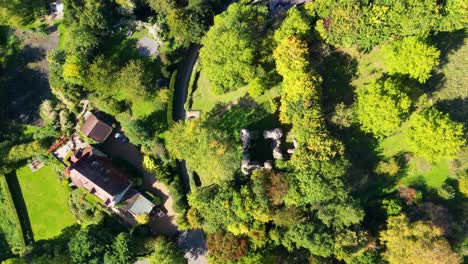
[207,232,248,262]
[380,214,461,264]
[398,186,418,205]
[273,36,309,82]
[274,7,311,43]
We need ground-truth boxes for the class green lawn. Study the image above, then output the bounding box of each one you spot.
[191,70,281,113]
[378,130,408,158]
[401,158,451,189]
[16,165,75,241]
[379,128,451,189]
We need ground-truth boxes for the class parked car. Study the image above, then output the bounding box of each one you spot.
[154,208,165,218]
[114,132,127,143]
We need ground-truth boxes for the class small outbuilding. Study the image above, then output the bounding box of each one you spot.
[125,192,156,216]
[81,113,113,143]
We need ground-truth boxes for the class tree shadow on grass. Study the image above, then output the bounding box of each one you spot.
[0,232,13,261]
[5,171,34,244]
[429,29,466,66]
[434,98,468,127]
[317,50,358,113]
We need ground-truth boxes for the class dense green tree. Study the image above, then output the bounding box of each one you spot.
[406,108,465,162]
[309,0,449,50]
[356,78,412,138]
[120,118,153,147]
[84,56,117,98]
[166,121,238,185]
[68,226,109,264]
[0,0,45,27]
[380,214,461,264]
[167,6,210,44]
[149,237,185,264]
[381,37,440,83]
[146,0,177,15]
[104,233,134,264]
[115,60,154,104]
[199,3,268,93]
[63,0,115,34]
[63,25,99,53]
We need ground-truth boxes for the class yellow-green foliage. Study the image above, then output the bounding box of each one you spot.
[63,54,85,85]
[406,108,465,162]
[381,37,440,83]
[273,8,311,43]
[135,213,150,225]
[459,172,468,197]
[273,36,310,83]
[380,214,461,264]
[273,33,343,162]
[356,78,412,138]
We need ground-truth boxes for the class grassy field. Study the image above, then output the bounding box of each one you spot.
[401,158,451,189]
[16,165,75,241]
[379,129,452,189]
[190,70,281,113]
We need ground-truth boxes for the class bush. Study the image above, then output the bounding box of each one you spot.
[437,184,455,200]
[375,158,400,176]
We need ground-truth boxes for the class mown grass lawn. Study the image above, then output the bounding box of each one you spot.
[16,165,75,241]
[191,70,281,113]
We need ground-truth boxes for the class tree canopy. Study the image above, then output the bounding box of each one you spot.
[382,37,440,83]
[406,108,465,162]
[356,77,412,138]
[199,3,268,93]
[165,121,238,185]
[380,214,461,264]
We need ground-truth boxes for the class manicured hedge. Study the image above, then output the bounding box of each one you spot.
[167,70,177,125]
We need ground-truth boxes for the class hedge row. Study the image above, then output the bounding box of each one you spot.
[167,70,178,125]
[0,175,26,256]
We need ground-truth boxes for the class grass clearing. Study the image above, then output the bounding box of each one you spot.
[379,130,408,158]
[379,125,451,189]
[16,165,75,241]
[401,158,451,189]
[191,70,280,113]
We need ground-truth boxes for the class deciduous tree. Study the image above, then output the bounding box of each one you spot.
[406,108,465,162]
[382,37,440,83]
[199,3,268,93]
[380,214,461,264]
[356,78,412,138]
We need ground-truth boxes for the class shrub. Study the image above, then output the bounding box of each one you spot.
[375,158,400,176]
